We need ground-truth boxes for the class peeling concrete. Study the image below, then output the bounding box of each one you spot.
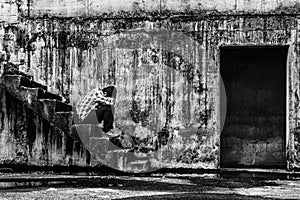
[1,0,300,171]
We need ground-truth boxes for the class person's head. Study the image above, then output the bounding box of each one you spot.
[102,86,117,98]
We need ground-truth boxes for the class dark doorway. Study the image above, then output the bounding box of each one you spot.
[220,46,288,168]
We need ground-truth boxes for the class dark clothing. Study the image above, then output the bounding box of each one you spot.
[96,86,116,133]
[96,105,114,133]
[75,86,117,133]
[76,105,114,133]
[102,86,117,98]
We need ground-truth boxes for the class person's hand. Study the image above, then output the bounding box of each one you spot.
[91,101,100,110]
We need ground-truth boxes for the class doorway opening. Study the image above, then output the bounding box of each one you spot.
[220,46,288,168]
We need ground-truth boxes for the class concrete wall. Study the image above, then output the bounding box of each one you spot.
[0,87,90,167]
[29,0,300,17]
[19,15,298,170]
[1,0,300,170]
[0,0,18,23]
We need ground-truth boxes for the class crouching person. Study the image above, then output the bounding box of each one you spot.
[76,86,121,138]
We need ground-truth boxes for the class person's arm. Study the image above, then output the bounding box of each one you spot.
[94,89,114,105]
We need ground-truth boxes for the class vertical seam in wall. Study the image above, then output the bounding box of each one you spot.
[27,0,31,72]
[159,0,162,15]
[87,0,90,17]
[27,0,30,17]
[287,44,291,170]
[217,46,221,169]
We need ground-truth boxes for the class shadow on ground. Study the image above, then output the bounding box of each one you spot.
[0,174,291,199]
[115,193,283,200]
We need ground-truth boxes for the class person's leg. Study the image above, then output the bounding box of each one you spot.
[95,105,105,126]
[96,105,115,133]
[102,105,114,133]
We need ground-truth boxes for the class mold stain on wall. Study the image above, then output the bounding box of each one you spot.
[1,0,300,169]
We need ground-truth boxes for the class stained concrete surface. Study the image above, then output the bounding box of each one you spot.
[3,3,300,170]
[0,173,299,199]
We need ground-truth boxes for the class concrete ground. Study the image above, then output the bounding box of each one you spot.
[0,172,299,199]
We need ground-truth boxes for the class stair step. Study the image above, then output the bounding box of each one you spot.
[105,149,129,170]
[3,69,33,79]
[127,160,150,173]
[71,124,106,143]
[89,137,110,158]
[107,149,132,153]
[38,90,62,101]
[20,86,62,101]
[106,150,151,172]
[71,126,112,155]
[3,75,63,103]
[2,75,47,90]
[71,124,123,149]
[36,99,72,121]
[39,99,72,113]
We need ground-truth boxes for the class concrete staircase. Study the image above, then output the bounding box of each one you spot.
[2,75,73,133]
[1,74,152,173]
[72,124,153,173]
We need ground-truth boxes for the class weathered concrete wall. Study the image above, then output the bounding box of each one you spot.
[16,16,298,169]
[0,86,90,167]
[1,0,300,170]
[0,0,19,23]
[17,19,217,169]
[29,0,300,17]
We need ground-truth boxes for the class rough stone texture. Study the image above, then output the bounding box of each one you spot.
[0,86,89,166]
[18,16,296,170]
[1,0,300,171]
[0,0,18,23]
[28,0,300,17]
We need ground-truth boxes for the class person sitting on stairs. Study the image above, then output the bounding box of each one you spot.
[76,86,121,138]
